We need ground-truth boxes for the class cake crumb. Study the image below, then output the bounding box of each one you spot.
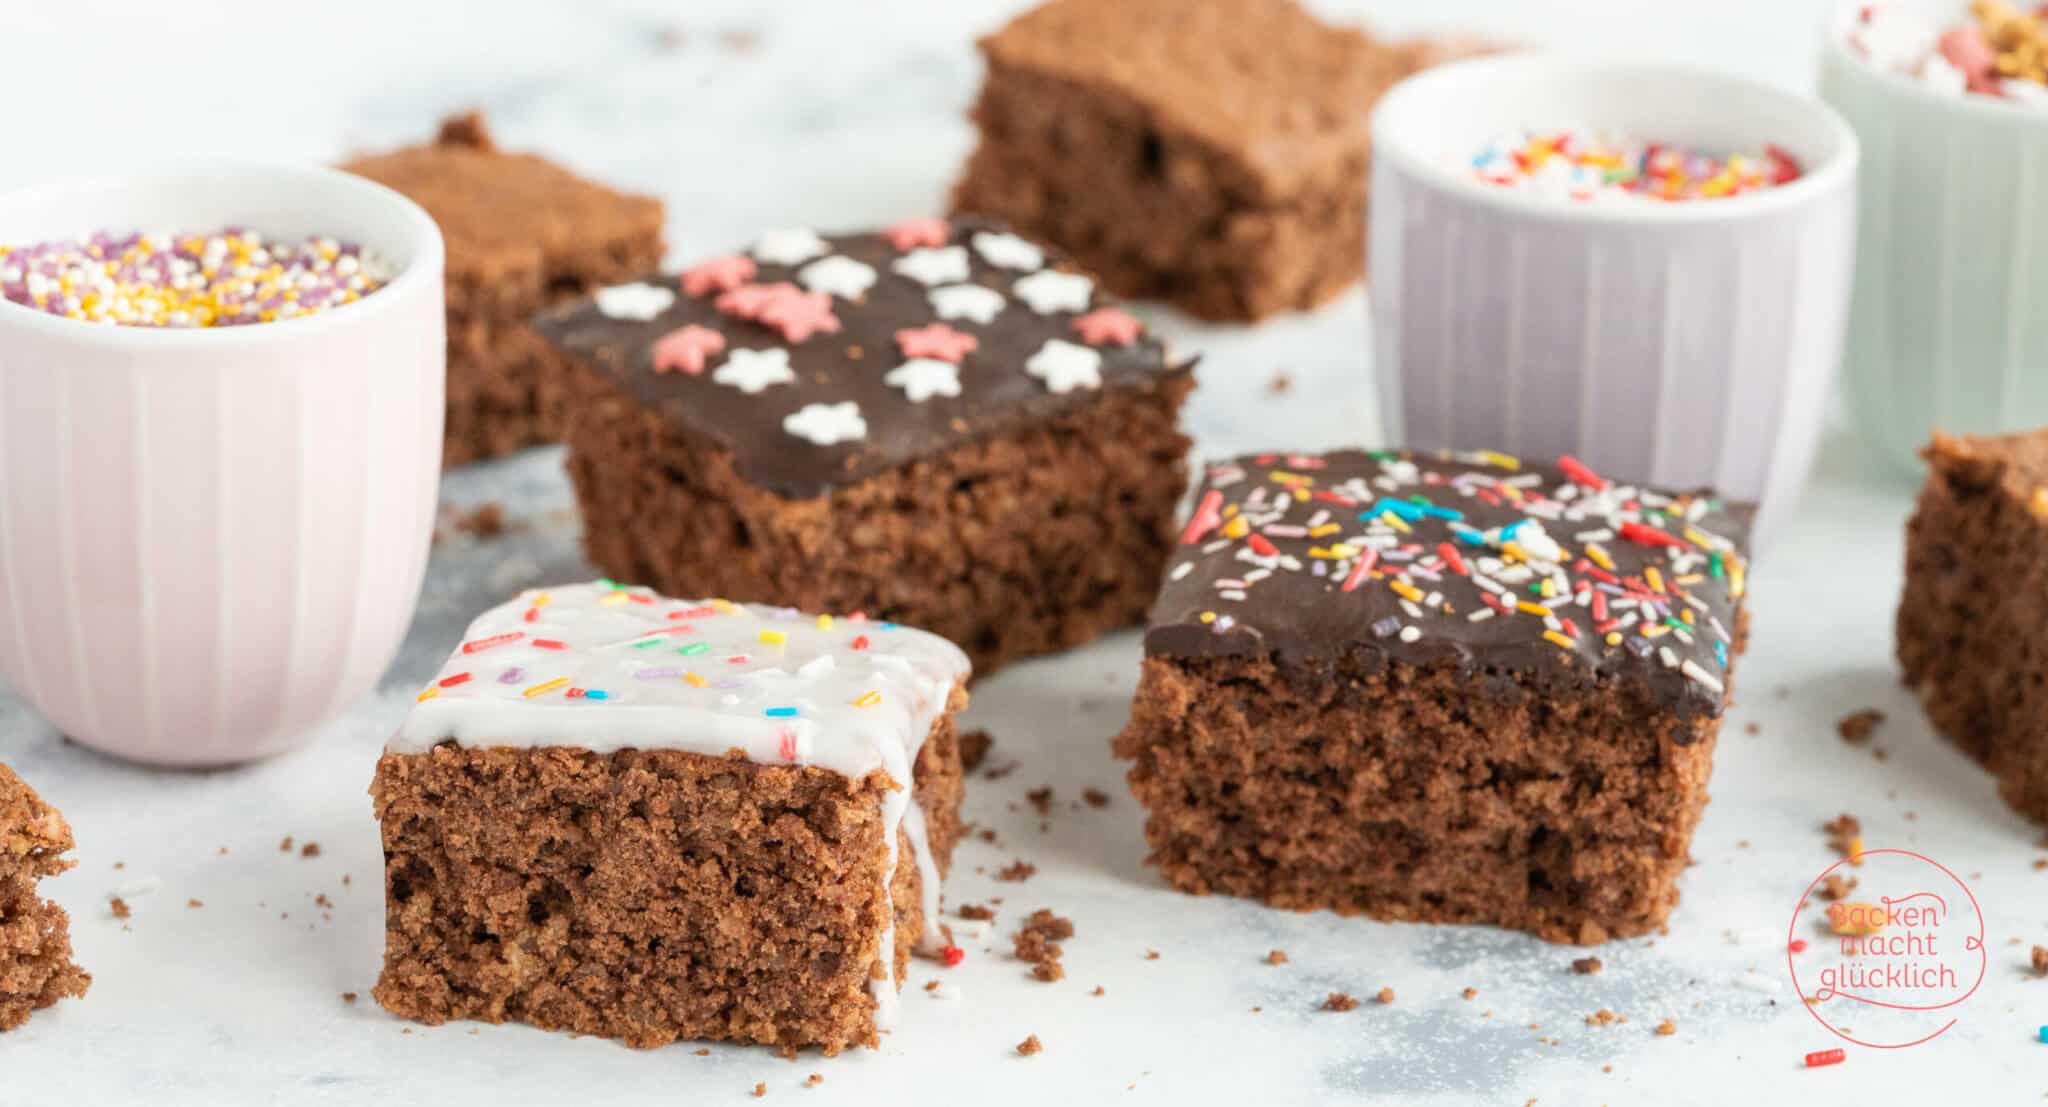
[1656,1018,1677,1036]
[110,897,131,920]
[186,898,204,909]
[1025,787,1054,815]
[1269,369,1293,394]
[1818,873,1858,901]
[1462,987,1478,1000]
[957,729,992,771]
[341,992,358,1003]
[752,1082,766,1098]
[958,903,996,921]
[1823,813,1862,858]
[1322,992,1360,1012]
[279,835,294,852]
[453,501,508,539]
[1091,985,1105,996]
[1836,708,1884,743]
[1265,949,1288,966]
[1376,987,1396,1005]
[1081,787,1110,808]
[2032,945,2048,976]
[805,1074,823,1088]
[694,1048,711,1056]
[1571,956,1603,975]
[1016,1034,1043,1057]
[995,860,1037,882]
[1144,949,1160,960]
[1585,1008,1618,1027]
[301,841,321,859]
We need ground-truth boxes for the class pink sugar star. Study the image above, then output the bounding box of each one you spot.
[714,280,801,319]
[758,287,841,343]
[681,255,758,297]
[651,324,726,375]
[882,217,950,252]
[895,322,979,363]
[1072,307,1144,347]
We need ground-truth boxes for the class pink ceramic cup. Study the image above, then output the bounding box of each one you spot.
[0,164,444,766]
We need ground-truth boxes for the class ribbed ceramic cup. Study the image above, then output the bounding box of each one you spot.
[0,165,444,766]
[1819,0,2048,473]
[1369,54,1860,544]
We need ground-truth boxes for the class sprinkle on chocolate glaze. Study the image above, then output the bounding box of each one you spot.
[1145,449,1752,719]
[531,216,1191,499]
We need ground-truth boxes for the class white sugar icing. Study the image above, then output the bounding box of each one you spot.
[391,581,971,1031]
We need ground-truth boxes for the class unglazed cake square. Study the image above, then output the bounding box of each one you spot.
[1898,430,2048,823]
[0,763,90,1032]
[342,113,665,467]
[1114,449,1751,944]
[372,581,969,1053]
[953,0,1472,321]
[534,215,1194,676]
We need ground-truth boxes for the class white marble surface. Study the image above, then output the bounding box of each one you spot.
[4,1,2042,1102]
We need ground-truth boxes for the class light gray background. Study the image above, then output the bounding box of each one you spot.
[2,1,2040,1102]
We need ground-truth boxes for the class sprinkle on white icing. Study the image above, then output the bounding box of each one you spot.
[797,255,878,299]
[927,284,1005,324]
[1024,338,1103,393]
[752,227,830,266]
[970,230,1044,272]
[393,582,971,1032]
[1012,269,1093,314]
[712,347,796,393]
[884,358,963,402]
[891,245,970,286]
[593,282,676,321]
[783,400,867,444]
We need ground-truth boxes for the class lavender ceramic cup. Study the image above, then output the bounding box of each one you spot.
[1368,54,1860,544]
[0,164,444,766]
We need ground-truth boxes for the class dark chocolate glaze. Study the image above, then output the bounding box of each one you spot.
[1144,449,1753,722]
[531,215,1191,499]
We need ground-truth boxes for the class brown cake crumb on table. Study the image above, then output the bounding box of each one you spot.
[1016,1033,1043,1056]
[0,764,90,1031]
[1321,992,1359,1012]
[342,112,665,467]
[1571,956,1603,975]
[1898,430,2048,823]
[953,0,1482,322]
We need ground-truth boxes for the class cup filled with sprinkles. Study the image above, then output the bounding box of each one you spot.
[1368,53,1860,544]
[0,163,446,766]
[1821,0,2048,472]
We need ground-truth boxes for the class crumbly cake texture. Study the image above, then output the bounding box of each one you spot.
[0,763,90,1031]
[536,216,1194,676]
[1115,450,1752,943]
[341,112,665,467]
[953,0,1474,322]
[373,582,969,1053]
[1898,431,2048,823]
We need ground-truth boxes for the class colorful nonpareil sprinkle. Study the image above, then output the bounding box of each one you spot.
[1848,2,2048,107]
[0,228,391,326]
[1464,131,1802,203]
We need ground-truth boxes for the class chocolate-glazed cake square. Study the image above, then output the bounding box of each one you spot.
[1114,449,1752,944]
[535,216,1195,676]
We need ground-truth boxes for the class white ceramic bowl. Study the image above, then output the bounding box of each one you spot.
[0,164,445,766]
[1369,53,1860,544]
[1819,0,2048,473]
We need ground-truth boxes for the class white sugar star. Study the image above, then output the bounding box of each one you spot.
[753,228,830,266]
[783,401,867,445]
[593,281,675,321]
[884,358,962,403]
[797,255,877,299]
[711,347,795,393]
[891,245,969,286]
[1013,269,1093,314]
[971,230,1045,272]
[928,284,1005,324]
[1024,339,1103,393]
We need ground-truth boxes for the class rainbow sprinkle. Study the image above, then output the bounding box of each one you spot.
[0,228,391,327]
[1464,131,1802,203]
